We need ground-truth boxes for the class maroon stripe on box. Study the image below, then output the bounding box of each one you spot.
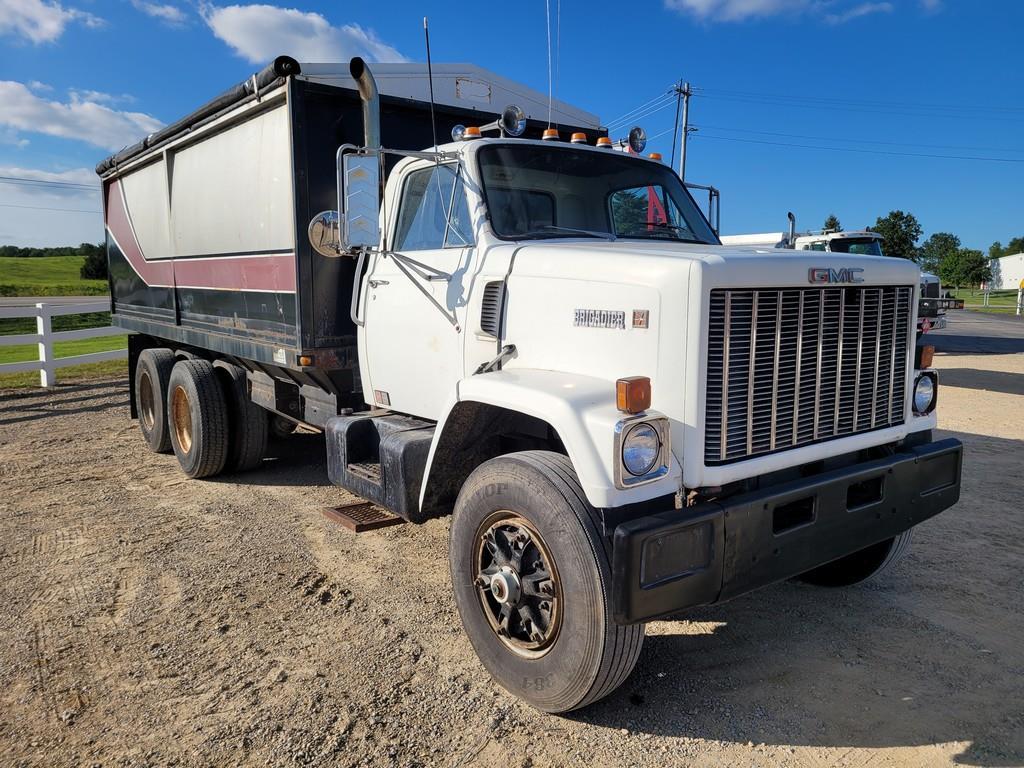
[105,178,297,293]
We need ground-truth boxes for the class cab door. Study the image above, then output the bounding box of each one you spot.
[360,162,475,420]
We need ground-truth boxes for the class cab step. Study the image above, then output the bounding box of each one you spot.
[325,412,435,522]
[322,501,405,533]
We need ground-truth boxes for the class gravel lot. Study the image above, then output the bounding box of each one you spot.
[1,346,1022,767]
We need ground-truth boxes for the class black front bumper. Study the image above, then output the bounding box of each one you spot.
[610,437,963,624]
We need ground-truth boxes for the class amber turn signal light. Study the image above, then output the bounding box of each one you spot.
[915,344,934,369]
[616,376,651,415]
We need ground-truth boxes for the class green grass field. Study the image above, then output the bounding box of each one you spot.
[0,359,125,389]
[0,255,108,297]
[0,303,127,388]
[949,287,1020,311]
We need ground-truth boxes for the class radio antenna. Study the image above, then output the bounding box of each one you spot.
[545,0,553,127]
[423,17,439,150]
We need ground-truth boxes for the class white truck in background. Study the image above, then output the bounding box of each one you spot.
[98,57,963,712]
[721,222,959,333]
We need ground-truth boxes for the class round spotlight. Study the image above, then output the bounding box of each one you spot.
[500,104,527,137]
[628,126,647,154]
[451,124,467,142]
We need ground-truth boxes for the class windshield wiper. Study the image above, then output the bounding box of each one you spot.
[620,223,704,244]
[514,225,616,241]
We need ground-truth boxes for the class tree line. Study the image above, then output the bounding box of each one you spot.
[821,212,1017,290]
[1,243,107,280]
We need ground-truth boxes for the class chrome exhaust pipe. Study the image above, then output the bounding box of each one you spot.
[349,57,380,148]
[787,211,796,248]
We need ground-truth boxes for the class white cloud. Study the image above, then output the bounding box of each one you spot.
[0,81,162,152]
[919,0,941,12]
[0,166,102,246]
[0,0,103,44]
[665,0,899,23]
[824,1,892,24]
[69,88,137,106]
[663,0,809,22]
[201,3,407,64]
[131,0,188,26]
[0,166,98,197]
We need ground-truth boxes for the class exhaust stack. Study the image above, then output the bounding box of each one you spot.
[350,57,380,148]
[787,212,796,248]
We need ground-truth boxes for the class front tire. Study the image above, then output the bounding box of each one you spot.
[796,530,914,587]
[449,451,644,713]
[167,359,229,479]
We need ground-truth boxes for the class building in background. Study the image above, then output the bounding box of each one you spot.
[991,253,1024,289]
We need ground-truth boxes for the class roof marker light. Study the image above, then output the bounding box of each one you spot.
[596,136,613,148]
[463,126,482,140]
[542,128,559,141]
[648,152,663,162]
[570,132,587,144]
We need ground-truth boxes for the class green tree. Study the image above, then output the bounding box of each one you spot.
[917,232,960,275]
[1006,236,1024,255]
[939,248,990,290]
[989,241,1004,260]
[869,210,922,259]
[823,214,842,232]
[79,243,108,280]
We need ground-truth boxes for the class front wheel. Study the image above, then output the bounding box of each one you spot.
[796,530,914,587]
[449,451,644,713]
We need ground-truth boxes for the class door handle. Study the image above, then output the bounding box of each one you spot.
[368,279,390,288]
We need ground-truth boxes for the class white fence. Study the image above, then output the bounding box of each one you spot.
[0,300,126,387]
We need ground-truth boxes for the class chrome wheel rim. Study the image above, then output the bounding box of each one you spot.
[171,385,192,453]
[473,512,562,658]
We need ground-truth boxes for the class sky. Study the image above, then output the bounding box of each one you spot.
[1,0,1022,251]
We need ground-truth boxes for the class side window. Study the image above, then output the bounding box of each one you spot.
[393,164,474,251]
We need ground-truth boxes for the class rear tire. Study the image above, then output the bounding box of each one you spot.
[796,530,914,587]
[135,348,175,453]
[216,365,267,473]
[167,359,229,479]
[449,450,644,713]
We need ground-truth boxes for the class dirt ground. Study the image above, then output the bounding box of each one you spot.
[1,350,1022,768]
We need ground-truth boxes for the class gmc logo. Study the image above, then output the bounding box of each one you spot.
[808,267,865,284]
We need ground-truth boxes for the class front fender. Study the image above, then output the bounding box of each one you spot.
[420,368,682,511]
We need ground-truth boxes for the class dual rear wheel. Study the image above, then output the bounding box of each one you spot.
[134,349,267,478]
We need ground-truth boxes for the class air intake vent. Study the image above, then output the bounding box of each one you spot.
[480,281,504,337]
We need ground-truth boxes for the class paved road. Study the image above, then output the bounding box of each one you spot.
[927,310,1024,354]
[0,295,108,308]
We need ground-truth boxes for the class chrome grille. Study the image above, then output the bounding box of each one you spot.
[705,286,913,465]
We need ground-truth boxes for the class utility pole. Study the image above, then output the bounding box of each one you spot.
[678,81,692,181]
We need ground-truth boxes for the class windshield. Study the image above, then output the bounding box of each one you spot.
[477,144,719,244]
[828,237,883,256]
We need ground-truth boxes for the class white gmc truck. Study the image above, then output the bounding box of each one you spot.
[98,57,963,713]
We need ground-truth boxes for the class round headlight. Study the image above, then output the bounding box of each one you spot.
[622,422,661,476]
[913,374,935,414]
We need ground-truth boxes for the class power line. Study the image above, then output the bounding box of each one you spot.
[695,124,1024,154]
[0,203,102,213]
[697,86,1024,115]
[606,90,675,129]
[0,174,98,191]
[695,132,1024,163]
[697,91,1024,123]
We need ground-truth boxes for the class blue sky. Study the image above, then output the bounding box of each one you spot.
[1,0,1022,251]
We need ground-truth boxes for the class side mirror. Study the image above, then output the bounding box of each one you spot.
[340,151,381,251]
[307,210,340,257]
